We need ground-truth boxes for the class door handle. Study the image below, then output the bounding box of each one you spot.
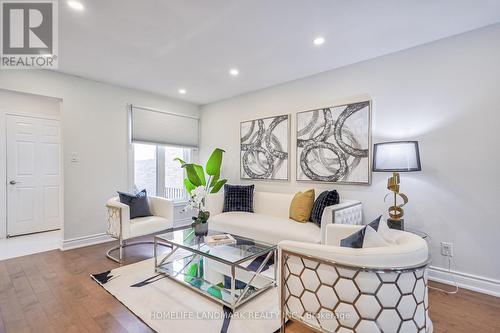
[9,180,19,185]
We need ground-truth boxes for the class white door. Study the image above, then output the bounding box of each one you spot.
[6,115,62,237]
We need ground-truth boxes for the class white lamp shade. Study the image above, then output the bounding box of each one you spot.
[373,141,421,172]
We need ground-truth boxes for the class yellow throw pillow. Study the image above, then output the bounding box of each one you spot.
[289,189,315,223]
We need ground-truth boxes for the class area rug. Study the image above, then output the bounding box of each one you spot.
[91,256,281,333]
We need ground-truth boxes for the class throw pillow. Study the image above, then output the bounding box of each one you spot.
[310,190,340,225]
[362,225,390,248]
[377,214,400,244]
[222,184,254,213]
[117,189,152,219]
[340,215,382,248]
[289,189,315,222]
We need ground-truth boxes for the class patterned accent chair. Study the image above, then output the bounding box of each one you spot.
[106,196,174,263]
[279,224,432,333]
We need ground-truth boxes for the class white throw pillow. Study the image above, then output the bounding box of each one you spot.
[378,213,400,244]
[362,225,390,248]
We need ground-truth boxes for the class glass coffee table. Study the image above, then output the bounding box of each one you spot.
[154,227,277,311]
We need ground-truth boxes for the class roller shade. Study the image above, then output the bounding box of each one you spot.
[130,105,199,148]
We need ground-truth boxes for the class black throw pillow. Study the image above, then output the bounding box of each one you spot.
[340,216,382,248]
[310,190,340,225]
[118,189,152,219]
[222,184,254,213]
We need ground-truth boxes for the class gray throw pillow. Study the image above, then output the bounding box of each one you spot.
[117,189,152,219]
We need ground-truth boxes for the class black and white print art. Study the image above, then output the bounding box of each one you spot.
[240,115,289,180]
[296,101,371,184]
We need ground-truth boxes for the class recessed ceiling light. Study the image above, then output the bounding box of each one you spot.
[178,89,186,94]
[229,68,239,76]
[313,36,325,46]
[67,0,84,11]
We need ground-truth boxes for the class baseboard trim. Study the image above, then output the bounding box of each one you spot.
[428,265,500,297]
[61,233,114,251]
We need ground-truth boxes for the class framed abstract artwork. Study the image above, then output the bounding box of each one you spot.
[240,114,290,180]
[296,101,372,184]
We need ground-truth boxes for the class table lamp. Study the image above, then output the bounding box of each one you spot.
[372,141,421,230]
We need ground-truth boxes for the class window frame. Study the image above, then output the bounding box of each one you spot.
[131,142,192,203]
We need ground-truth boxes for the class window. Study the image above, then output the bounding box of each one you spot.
[133,143,157,195]
[164,146,189,200]
[133,143,192,201]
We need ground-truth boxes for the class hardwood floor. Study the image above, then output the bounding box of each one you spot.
[0,240,499,333]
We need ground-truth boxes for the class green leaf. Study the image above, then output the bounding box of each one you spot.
[206,148,225,176]
[173,157,187,166]
[209,171,220,187]
[184,178,196,194]
[184,164,202,187]
[193,164,206,186]
[210,179,227,193]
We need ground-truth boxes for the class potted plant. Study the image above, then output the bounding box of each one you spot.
[175,148,226,236]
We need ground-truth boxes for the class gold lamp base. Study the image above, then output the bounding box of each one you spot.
[385,172,409,221]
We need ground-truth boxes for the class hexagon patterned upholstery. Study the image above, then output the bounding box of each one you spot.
[279,226,432,333]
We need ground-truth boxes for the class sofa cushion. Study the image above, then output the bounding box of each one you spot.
[253,192,294,217]
[311,190,339,225]
[289,189,315,222]
[222,184,254,213]
[129,216,171,238]
[209,212,321,245]
[117,189,152,219]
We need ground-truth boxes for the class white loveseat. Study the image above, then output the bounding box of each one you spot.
[205,191,363,245]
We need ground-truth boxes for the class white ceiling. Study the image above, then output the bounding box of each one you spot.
[58,0,500,105]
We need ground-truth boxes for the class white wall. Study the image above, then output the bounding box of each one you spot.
[200,24,500,292]
[0,89,61,117]
[0,70,199,242]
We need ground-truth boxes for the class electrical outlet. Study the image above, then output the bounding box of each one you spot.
[441,242,453,257]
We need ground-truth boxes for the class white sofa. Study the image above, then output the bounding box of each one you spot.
[279,224,432,333]
[106,196,174,263]
[205,191,363,245]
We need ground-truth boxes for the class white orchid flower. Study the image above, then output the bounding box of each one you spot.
[184,185,208,212]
